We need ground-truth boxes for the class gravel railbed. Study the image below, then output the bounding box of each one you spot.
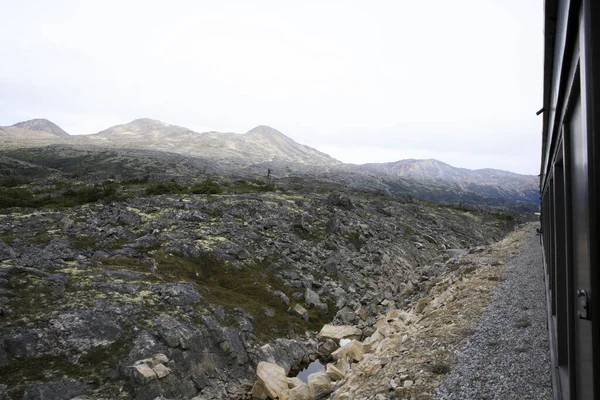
[435,223,552,400]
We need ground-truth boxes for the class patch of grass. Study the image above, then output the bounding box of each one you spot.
[0,181,127,209]
[143,179,223,196]
[491,212,515,221]
[403,225,414,235]
[122,175,150,185]
[108,237,130,250]
[31,231,53,245]
[347,231,364,251]
[0,187,37,208]
[2,272,56,324]
[190,179,223,194]
[227,180,277,194]
[101,257,147,270]
[144,180,187,196]
[70,235,98,250]
[0,176,30,187]
[0,232,17,244]
[152,252,334,340]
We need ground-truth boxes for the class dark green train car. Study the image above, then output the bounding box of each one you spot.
[540,0,599,399]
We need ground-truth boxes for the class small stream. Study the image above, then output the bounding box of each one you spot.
[294,360,325,383]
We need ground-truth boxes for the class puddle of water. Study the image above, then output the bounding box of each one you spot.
[295,360,325,383]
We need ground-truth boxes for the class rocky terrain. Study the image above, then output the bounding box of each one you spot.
[0,118,539,211]
[0,180,517,399]
[250,227,532,400]
[0,117,537,399]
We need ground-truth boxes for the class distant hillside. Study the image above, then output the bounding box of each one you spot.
[0,117,539,210]
[360,159,539,206]
[84,119,340,166]
[94,118,195,138]
[0,119,70,139]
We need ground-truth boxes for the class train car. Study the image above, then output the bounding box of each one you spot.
[539,0,599,399]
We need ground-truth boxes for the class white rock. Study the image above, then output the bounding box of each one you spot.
[133,363,157,385]
[326,363,345,381]
[319,324,362,341]
[377,325,396,338]
[151,353,169,365]
[286,377,305,389]
[152,363,171,379]
[308,371,333,398]
[339,338,352,347]
[293,303,310,322]
[256,362,289,400]
[305,288,321,307]
[288,381,310,400]
[250,381,269,400]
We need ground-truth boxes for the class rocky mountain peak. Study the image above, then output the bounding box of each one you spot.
[129,118,170,127]
[95,118,191,137]
[245,125,290,141]
[10,119,69,137]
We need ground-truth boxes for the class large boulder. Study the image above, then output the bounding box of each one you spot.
[0,241,16,260]
[151,283,202,306]
[318,324,362,342]
[304,288,321,308]
[287,377,310,400]
[293,304,309,322]
[256,362,289,400]
[331,340,364,362]
[307,371,333,399]
[326,193,354,210]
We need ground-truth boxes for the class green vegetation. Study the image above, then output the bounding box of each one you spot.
[0,232,17,244]
[491,212,515,221]
[0,176,31,187]
[145,179,223,195]
[99,251,334,340]
[122,175,150,185]
[156,252,333,339]
[70,235,98,250]
[347,231,364,251]
[0,334,131,399]
[190,179,223,194]
[227,179,277,194]
[0,181,127,209]
[0,188,36,208]
[0,177,228,210]
[144,180,187,195]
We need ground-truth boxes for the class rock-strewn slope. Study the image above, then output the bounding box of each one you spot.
[262,224,542,400]
[0,188,514,399]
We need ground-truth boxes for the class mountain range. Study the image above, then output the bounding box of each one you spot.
[0,118,539,210]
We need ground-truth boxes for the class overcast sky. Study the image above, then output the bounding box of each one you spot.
[0,0,543,174]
